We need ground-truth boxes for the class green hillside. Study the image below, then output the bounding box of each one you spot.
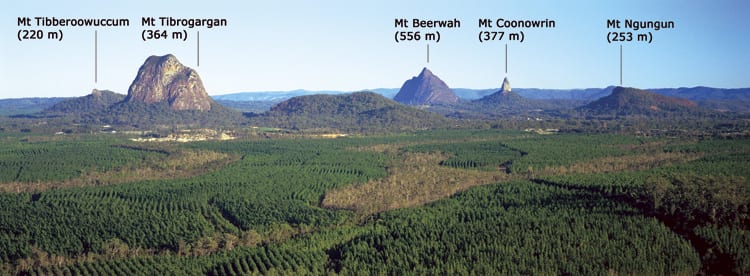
[249,91,451,132]
[579,86,708,117]
[44,90,125,115]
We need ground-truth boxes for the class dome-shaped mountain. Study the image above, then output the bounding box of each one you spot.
[271,92,394,116]
[393,68,459,105]
[254,91,449,132]
[125,54,214,111]
[580,86,699,116]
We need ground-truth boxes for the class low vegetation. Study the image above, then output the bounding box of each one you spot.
[322,152,511,215]
[0,129,747,275]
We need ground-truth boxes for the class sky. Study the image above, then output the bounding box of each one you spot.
[1,0,749,98]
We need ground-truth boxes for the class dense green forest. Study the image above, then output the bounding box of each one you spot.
[0,129,748,275]
[249,92,452,132]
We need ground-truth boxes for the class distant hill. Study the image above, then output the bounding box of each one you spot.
[393,68,459,105]
[212,89,400,106]
[515,87,615,101]
[579,86,705,117]
[44,89,124,115]
[249,91,450,132]
[649,86,750,101]
[0,97,67,116]
[211,87,606,102]
[370,88,400,99]
[451,88,497,100]
[210,85,749,113]
[649,87,750,113]
[213,90,353,102]
[215,100,277,113]
[4,83,747,130]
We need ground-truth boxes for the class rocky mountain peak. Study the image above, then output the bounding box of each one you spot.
[125,54,213,111]
[393,67,459,105]
[501,77,511,93]
[419,67,433,77]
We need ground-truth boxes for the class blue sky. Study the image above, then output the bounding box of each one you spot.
[2,0,749,98]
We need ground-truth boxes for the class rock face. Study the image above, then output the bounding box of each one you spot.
[125,54,212,111]
[500,77,511,93]
[393,68,459,105]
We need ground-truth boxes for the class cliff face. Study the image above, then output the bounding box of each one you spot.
[125,54,213,111]
[393,68,459,105]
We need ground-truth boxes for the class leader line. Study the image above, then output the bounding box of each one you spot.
[620,44,623,86]
[94,30,98,83]
[197,31,200,67]
[426,44,430,63]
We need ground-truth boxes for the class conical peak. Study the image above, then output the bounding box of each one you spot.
[393,67,458,105]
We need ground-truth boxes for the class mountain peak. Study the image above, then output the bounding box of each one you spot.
[419,67,433,77]
[91,88,102,97]
[609,86,697,108]
[581,86,699,115]
[393,68,459,105]
[501,77,511,93]
[125,54,213,111]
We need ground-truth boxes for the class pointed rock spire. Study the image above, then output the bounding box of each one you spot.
[501,77,511,93]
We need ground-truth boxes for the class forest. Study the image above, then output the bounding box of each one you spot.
[0,129,747,275]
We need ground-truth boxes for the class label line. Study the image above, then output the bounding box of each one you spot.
[197,31,200,67]
[94,30,98,83]
[505,44,508,74]
[619,44,623,86]
[426,44,430,63]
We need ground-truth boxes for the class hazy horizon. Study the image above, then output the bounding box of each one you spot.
[3,0,749,98]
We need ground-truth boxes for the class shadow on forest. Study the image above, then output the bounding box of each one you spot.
[530,178,739,275]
